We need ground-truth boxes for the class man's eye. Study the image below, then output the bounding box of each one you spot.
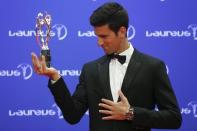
[101,36,107,39]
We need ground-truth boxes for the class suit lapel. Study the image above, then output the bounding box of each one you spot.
[98,56,113,101]
[97,49,142,102]
[120,49,142,97]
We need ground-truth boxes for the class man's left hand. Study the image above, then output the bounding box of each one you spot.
[99,90,130,120]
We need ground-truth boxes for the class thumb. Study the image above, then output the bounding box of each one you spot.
[118,90,127,102]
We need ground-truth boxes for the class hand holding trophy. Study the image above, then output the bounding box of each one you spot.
[35,12,52,68]
[32,12,60,81]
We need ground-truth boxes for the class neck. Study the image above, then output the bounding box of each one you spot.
[116,40,130,54]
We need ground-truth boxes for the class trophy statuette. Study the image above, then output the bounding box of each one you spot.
[35,12,52,67]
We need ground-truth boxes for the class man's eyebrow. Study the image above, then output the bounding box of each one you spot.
[97,34,108,37]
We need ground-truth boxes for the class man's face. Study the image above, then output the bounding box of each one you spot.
[94,25,124,55]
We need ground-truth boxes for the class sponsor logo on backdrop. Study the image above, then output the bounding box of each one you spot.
[0,63,81,80]
[0,62,167,78]
[127,25,136,40]
[8,24,67,40]
[8,109,56,117]
[9,103,88,119]
[58,69,81,76]
[52,103,63,119]
[52,24,68,40]
[52,104,89,119]
[165,64,169,74]
[78,25,136,40]
[17,63,33,80]
[78,30,96,37]
[146,24,197,40]
[188,24,197,40]
[8,104,59,118]
[181,101,197,118]
[8,101,197,119]
[0,63,33,80]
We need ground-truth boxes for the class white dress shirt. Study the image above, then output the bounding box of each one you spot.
[109,44,134,102]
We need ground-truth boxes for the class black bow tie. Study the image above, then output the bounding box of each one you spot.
[108,54,126,64]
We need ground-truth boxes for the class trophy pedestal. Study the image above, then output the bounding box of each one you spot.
[41,49,51,68]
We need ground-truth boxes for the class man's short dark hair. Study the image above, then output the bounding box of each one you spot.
[90,2,129,35]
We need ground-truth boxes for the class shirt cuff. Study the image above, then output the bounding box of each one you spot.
[51,77,61,84]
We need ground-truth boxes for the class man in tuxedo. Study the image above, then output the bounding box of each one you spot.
[31,2,182,131]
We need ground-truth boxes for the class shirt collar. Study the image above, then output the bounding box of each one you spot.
[119,42,134,63]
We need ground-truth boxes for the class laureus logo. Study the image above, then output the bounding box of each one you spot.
[17,63,33,80]
[8,24,67,41]
[77,25,135,40]
[52,104,63,119]
[0,63,33,80]
[188,24,197,40]
[146,24,197,40]
[181,101,197,118]
[165,64,169,74]
[52,24,68,40]
[52,103,89,119]
[127,25,136,40]
[188,101,197,117]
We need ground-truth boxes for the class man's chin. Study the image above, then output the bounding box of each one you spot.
[104,52,111,55]
[103,50,112,55]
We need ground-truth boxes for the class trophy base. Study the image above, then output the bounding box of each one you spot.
[41,49,51,68]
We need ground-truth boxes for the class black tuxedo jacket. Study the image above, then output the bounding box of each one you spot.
[48,49,182,131]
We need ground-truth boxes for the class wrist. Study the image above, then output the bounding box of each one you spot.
[125,106,134,121]
[50,71,60,81]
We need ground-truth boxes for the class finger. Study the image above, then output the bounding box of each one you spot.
[99,103,113,110]
[101,99,115,106]
[41,55,45,62]
[118,90,127,102]
[99,110,113,115]
[32,53,41,66]
[41,55,47,72]
[31,53,41,71]
[31,52,39,62]
[31,52,37,58]
[31,52,37,65]
[102,116,114,120]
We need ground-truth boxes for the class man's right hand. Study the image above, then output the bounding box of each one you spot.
[31,52,60,81]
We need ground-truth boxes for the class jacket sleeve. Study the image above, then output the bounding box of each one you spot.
[132,61,182,129]
[48,65,88,124]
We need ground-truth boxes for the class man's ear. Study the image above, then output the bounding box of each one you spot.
[118,26,127,38]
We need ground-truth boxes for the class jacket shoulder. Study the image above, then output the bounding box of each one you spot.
[136,49,164,66]
[84,55,107,66]
[80,55,107,72]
